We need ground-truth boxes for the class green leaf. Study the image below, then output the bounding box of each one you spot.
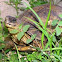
[58,21,62,26]
[0,37,3,41]
[25,17,51,43]
[5,49,11,53]
[26,34,36,44]
[55,26,61,36]
[53,54,61,62]
[52,36,56,42]
[17,31,24,41]
[9,54,18,62]
[36,47,41,51]
[18,24,22,29]
[51,20,58,26]
[3,24,9,37]
[0,44,5,50]
[61,28,62,32]
[31,34,36,40]
[0,52,2,59]
[10,29,18,34]
[21,57,27,62]
[0,33,2,37]
[23,25,30,32]
[59,14,62,18]
[33,60,38,62]
[26,39,32,44]
[15,15,19,18]
[0,40,5,43]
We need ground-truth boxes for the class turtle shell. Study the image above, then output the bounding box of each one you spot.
[4,4,62,51]
[5,4,62,43]
[17,4,62,40]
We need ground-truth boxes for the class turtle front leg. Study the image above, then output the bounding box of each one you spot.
[4,37,36,51]
[13,46,36,51]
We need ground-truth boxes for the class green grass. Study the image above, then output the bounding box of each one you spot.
[41,0,51,50]
[24,1,52,52]
[24,1,62,62]
[15,44,21,62]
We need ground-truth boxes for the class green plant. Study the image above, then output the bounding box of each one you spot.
[41,0,51,50]
[15,44,21,62]
[0,12,9,61]
[5,0,48,15]
[24,1,52,52]
[24,1,62,60]
[28,0,48,8]
[0,17,5,60]
[27,51,62,62]
[0,17,6,49]
[10,24,36,44]
[51,15,62,36]
[5,0,25,15]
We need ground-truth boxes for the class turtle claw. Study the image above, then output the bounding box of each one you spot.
[13,46,36,51]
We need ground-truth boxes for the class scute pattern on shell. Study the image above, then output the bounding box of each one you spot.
[17,4,62,40]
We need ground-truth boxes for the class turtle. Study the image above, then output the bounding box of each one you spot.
[4,4,62,51]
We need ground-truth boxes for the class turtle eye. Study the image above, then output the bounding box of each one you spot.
[7,23,11,25]
[13,24,16,26]
[9,24,11,25]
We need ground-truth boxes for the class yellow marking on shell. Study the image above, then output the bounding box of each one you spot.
[21,33,31,44]
[21,35,28,44]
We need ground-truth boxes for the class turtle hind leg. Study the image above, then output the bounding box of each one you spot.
[4,37,14,50]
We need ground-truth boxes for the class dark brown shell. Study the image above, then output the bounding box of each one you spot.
[17,4,62,40]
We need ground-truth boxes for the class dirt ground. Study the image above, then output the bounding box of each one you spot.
[0,0,62,21]
[0,0,29,21]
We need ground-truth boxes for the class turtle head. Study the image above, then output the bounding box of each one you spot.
[5,16,18,29]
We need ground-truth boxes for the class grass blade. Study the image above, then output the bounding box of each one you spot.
[15,44,21,62]
[25,17,51,42]
[24,2,45,29]
[41,0,51,50]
